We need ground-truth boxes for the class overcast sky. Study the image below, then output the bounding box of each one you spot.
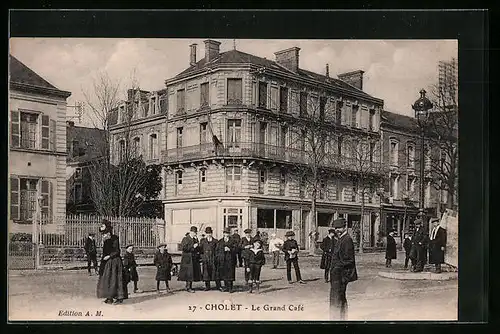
[10,38,456,126]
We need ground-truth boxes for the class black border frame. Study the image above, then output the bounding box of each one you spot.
[4,8,489,332]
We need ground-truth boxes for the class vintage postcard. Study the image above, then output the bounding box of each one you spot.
[8,36,459,322]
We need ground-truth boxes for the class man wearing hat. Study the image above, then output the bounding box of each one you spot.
[385,229,397,268]
[84,232,98,276]
[230,228,243,267]
[320,229,337,283]
[199,227,221,291]
[329,218,358,320]
[428,217,447,273]
[282,230,305,284]
[178,226,202,292]
[410,219,429,272]
[240,228,254,285]
[216,228,237,293]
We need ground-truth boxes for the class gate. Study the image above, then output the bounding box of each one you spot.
[9,241,35,269]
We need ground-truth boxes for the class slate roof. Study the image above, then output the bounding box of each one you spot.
[67,125,107,164]
[171,49,379,101]
[381,110,419,131]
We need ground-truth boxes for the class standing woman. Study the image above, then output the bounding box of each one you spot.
[96,220,128,304]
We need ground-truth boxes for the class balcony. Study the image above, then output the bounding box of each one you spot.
[161,142,384,174]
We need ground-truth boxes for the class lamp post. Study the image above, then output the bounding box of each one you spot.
[412,89,433,225]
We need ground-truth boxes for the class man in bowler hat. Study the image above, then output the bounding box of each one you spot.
[411,219,428,272]
[320,229,336,282]
[178,226,202,292]
[199,226,221,291]
[282,230,305,284]
[329,218,358,320]
[428,217,447,273]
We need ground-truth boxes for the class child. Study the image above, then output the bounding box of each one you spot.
[123,244,141,293]
[247,239,266,293]
[154,243,173,293]
[403,233,412,269]
[282,231,305,284]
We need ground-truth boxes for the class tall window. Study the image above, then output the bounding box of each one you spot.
[132,137,141,157]
[337,136,343,157]
[407,175,416,194]
[199,169,207,193]
[200,82,209,107]
[227,119,242,148]
[369,109,375,131]
[200,122,208,144]
[319,97,327,122]
[19,112,38,149]
[299,92,308,116]
[407,144,415,168]
[159,95,168,113]
[390,140,399,166]
[177,89,185,114]
[149,134,158,159]
[279,171,286,196]
[258,169,267,194]
[280,87,288,113]
[176,127,183,148]
[369,141,375,162]
[259,82,268,108]
[175,171,183,195]
[19,178,37,221]
[319,180,327,200]
[118,140,126,162]
[227,78,243,105]
[280,125,288,147]
[73,183,83,203]
[150,96,157,115]
[270,86,278,110]
[390,174,399,199]
[299,176,306,198]
[336,101,343,125]
[351,105,359,127]
[226,166,242,193]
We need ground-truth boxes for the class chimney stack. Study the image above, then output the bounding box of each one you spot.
[204,39,221,63]
[190,44,197,66]
[338,70,365,90]
[274,47,301,73]
[66,120,75,127]
[326,64,330,77]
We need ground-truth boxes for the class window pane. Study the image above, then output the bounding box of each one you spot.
[259,82,268,108]
[227,79,242,104]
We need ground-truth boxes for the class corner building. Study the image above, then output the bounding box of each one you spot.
[161,40,385,251]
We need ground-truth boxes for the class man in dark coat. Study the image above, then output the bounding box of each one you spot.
[329,218,358,321]
[231,228,243,267]
[385,230,397,268]
[282,230,305,284]
[411,219,429,272]
[199,227,221,291]
[178,226,202,293]
[320,229,336,283]
[403,233,412,269]
[428,217,447,273]
[84,232,98,275]
[216,228,237,293]
[240,228,254,284]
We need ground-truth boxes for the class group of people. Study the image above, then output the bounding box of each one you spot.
[384,217,447,273]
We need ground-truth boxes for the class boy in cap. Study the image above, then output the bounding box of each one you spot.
[282,230,305,284]
[123,244,141,293]
[84,232,98,276]
[329,218,358,320]
[240,228,254,285]
[154,244,173,293]
[248,239,266,293]
[320,229,336,282]
[268,233,284,269]
[199,226,221,291]
[216,228,237,293]
[178,226,202,292]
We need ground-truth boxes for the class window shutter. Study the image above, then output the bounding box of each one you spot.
[10,111,20,148]
[41,115,50,149]
[49,119,56,151]
[41,179,52,223]
[10,176,20,220]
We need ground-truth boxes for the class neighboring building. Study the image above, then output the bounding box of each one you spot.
[9,55,71,234]
[66,121,106,214]
[438,58,458,109]
[115,40,385,251]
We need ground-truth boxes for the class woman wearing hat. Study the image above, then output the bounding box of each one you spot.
[215,228,237,293]
[178,226,202,292]
[199,227,221,291]
[96,220,128,304]
[154,243,173,293]
[320,229,336,283]
[282,230,305,284]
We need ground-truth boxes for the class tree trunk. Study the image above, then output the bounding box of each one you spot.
[310,192,317,255]
[359,191,364,254]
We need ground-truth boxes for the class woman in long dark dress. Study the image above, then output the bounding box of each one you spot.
[96,220,128,304]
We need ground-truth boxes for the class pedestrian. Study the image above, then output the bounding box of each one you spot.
[154,243,173,293]
[96,220,128,305]
[282,230,305,284]
[247,239,265,293]
[123,244,141,293]
[385,230,397,268]
[429,217,447,273]
[178,226,202,293]
[254,230,261,241]
[231,228,243,267]
[403,233,412,269]
[240,228,254,285]
[268,233,284,269]
[199,227,221,291]
[216,228,237,293]
[411,219,429,272]
[84,232,98,276]
[320,229,336,282]
[329,218,358,321]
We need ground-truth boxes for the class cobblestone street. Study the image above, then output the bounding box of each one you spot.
[8,252,457,321]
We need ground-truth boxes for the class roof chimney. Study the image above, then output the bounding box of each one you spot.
[338,70,365,90]
[326,64,330,77]
[204,39,221,63]
[274,47,300,72]
[66,120,75,127]
[190,43,197,66]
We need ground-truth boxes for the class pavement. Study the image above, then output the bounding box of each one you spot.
[8,251,458,321]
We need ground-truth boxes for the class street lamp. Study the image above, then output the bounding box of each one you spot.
[412,89,433,225]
